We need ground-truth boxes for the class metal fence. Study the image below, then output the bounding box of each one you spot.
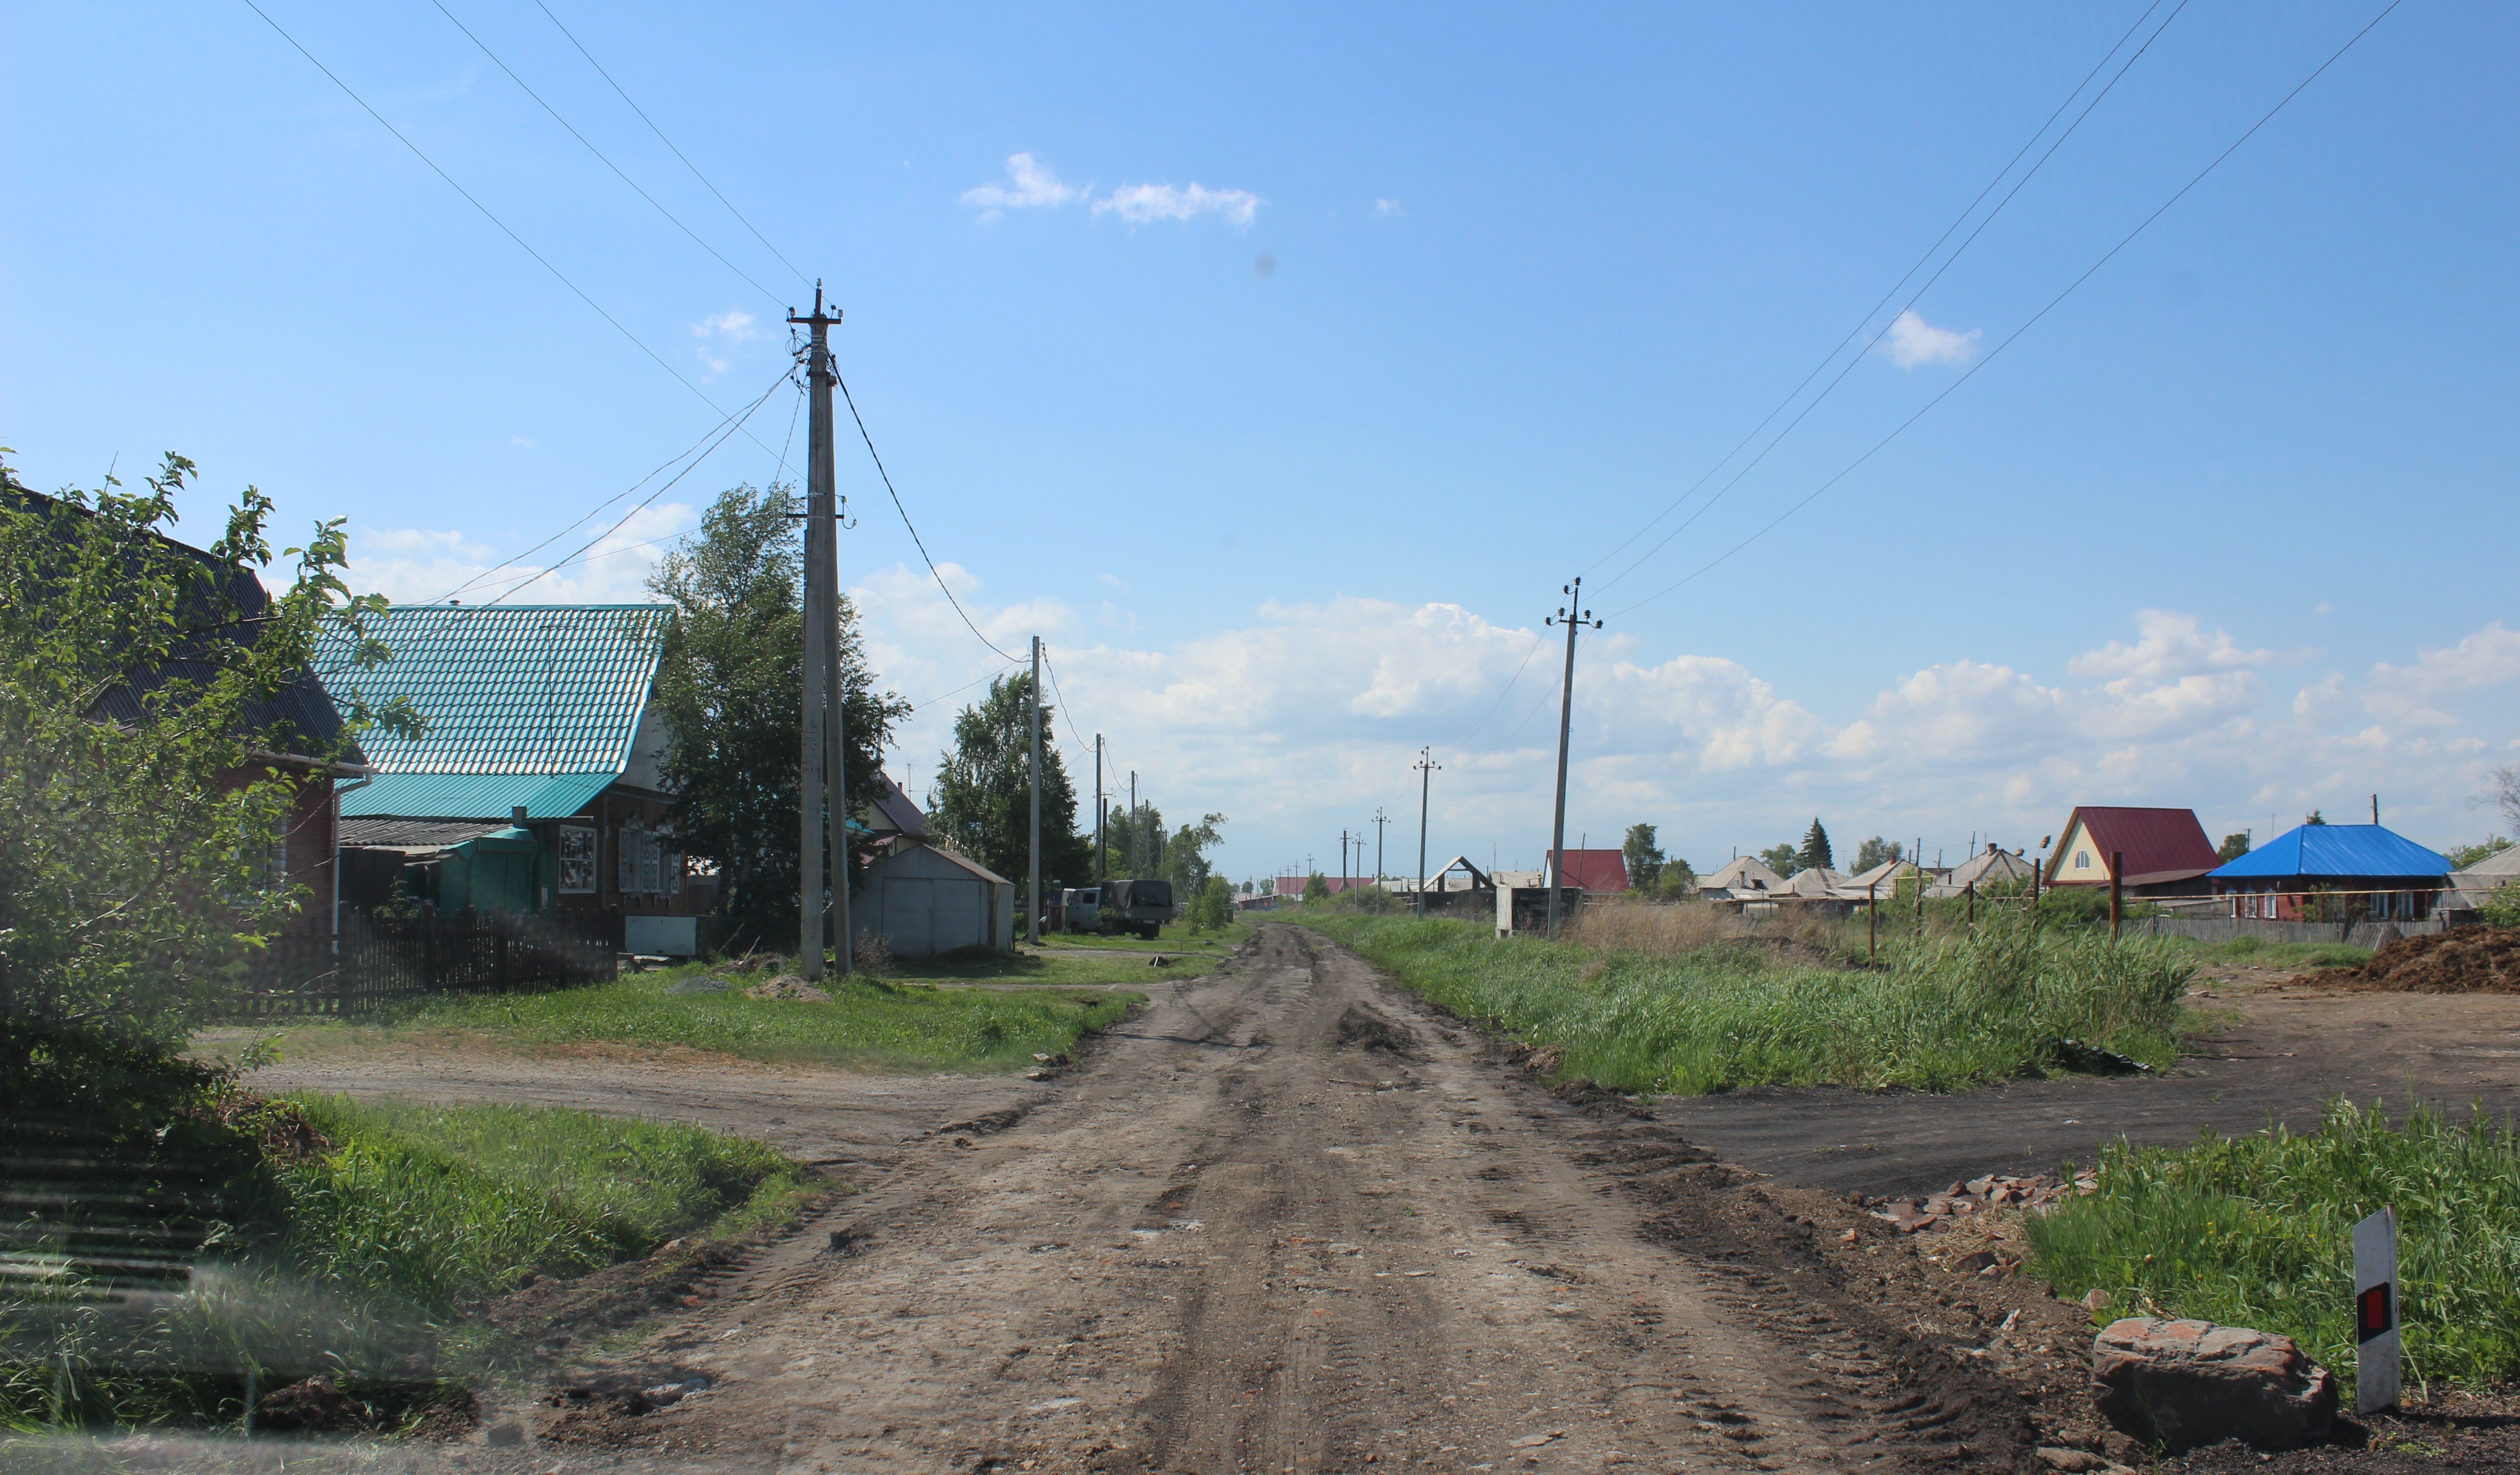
[220,908,620,1019]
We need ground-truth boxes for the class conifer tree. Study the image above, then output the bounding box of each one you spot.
[1797,817,1834,872]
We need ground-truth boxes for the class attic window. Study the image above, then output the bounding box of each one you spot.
[2075,851,2091,870]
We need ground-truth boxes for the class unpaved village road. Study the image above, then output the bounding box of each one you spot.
[341,924,2046,1474]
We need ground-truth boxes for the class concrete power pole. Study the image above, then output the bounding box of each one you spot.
[1413,748,1440,917]
[1544,578,1603,942]
[1028,636,1044,945]
[1372,807,1390,881]
[788,286,841,981]
[1094,734,1105,886]
[1340,829,1350,891]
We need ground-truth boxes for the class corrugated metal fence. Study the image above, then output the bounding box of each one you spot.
[221,909,620,1019]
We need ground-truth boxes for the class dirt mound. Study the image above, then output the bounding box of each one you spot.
[1335,1003,1421,1055]
[746,974,831,1001]
[2293,926,2520,993]
[252,1375,475,1436]
[481,1236,750,1360]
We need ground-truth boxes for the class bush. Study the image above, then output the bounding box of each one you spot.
[2027,1099,2520,1397]
[1184,876,1234,932]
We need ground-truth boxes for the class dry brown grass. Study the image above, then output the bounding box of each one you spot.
[1570,899,1877,960]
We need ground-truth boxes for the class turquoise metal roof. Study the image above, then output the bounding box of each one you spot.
[340,771,619,821]
[316,604,669,777]
[2209,823,2451,880]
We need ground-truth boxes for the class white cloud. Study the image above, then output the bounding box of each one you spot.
[346,504,696,607]
[1880,309,1981,368]
[690,310,757,376]
[1094,181,1260,227]
[1097,572,1132,593]
[2066,609,2282,680]
[2362,622,2520,726]
[1373,198,1404,217]
[509,434,536,449]
[960,153,1082,219]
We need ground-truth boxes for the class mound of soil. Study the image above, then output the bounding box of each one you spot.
[746,975,831,1002]
[2293,926,2520,994]
[1335,1003,1422,1055]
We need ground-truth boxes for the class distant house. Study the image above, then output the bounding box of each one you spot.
[2450,845,2520,911]
[1543,850,1630,893]
[1948,845,2037,892]
[1844,857,1920,895]
[2208,824,2453,923]
[315,604,708,942]
[2043,807,2222,897]
[1698,856,1787,901]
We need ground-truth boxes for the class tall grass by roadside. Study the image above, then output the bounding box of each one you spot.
[3,1065,804,1432]
[2026,1099,2520,1396]
[319,966,1137,1069]
[1298,911,2193,1094]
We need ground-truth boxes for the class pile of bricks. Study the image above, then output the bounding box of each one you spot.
[1867,1169,2100,1234]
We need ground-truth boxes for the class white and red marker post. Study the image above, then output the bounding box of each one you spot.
[2353,1205,2400,1415]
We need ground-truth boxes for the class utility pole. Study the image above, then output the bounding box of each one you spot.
[1130,771,1139,875]
[1340,829,1351,891]
[788,286,841,980]
[1413,748,1440,916]
[1372,807,1389,881]
[1094,735,1105,886]
[1028,636,1044,945]
[1544,578,1602,941]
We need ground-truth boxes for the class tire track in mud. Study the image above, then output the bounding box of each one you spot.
[440,923,2042,1474]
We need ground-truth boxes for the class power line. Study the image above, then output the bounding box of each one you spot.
[1606,0,2405,620]
[433,366,797,603]
[427,0,786,307]
[833,371,1022,663]
[531,0,815,294]
[1582,0,2180,588]
[240,0,771,447]
[474,369,788,606]
[1449,627,1548,748]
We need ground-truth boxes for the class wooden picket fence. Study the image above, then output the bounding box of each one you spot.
[220,909,620,1019]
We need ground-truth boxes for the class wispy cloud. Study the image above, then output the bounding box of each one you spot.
[1094,181,1260,227]
[347,506,696,606]
[509,434,536,449]
[690,310,757,375]
[1880,309,1980,368]
[1373,198,1404,217]
[960,153,1082,219]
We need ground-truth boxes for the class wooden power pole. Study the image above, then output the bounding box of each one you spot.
[1029,636,1043,945]
[788,287,844,980]
[1545,578,1602,941]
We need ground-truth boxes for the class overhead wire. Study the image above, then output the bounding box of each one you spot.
[426,0,787,308]
[833,371,1023,663]
[472,369,789,606]
[531,0,816,294]
[1591,0,2189,594]
[1604,0,2406,620]
[240,0,779,457]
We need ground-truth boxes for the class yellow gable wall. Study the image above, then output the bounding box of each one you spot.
[2055,820,2113,883]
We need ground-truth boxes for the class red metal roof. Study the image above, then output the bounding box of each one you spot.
[1549,849,1632,892]
[2046,806,2220,884]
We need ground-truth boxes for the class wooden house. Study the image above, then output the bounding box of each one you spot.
[2042,806,2222,898]
[2208,824,2453,923]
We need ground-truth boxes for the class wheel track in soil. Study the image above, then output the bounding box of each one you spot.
[440,923,2044,1473]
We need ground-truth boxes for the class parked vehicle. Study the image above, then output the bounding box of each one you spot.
[1068,878,1173,939]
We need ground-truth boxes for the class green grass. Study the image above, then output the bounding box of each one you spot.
[1296,912,2196,1094]
[274,1094,806,1315]
[2164,935,2373,973]
[2026,1098,2520,1396]
[3,1056,807,1432]
[1031,917,1254,955]
[254,964,1140,1070]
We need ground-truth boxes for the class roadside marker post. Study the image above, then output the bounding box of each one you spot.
[2353,1205,2400,1415]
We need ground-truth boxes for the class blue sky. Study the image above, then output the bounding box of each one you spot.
[8,1,2516,882]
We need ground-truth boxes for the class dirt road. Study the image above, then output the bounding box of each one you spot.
[419,922,2039,1475]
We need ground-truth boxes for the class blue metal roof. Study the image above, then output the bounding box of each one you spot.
[340,771,619,821]
[2208,823,2451,880]
[315,604,668,777]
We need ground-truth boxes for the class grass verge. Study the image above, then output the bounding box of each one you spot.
[1293,911,2194,1094]
[3,1039,809,1433]
[2166,935,2373,973]
[2025,1098,2520,1397]
[238,963,1140,1071]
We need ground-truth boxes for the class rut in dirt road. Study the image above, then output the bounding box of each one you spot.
[528,923,2040,1474]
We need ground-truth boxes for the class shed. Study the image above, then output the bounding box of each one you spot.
[2044,806,2221,897]
[854,842,1015,957]
[2207,823,2453,922]
[1543,850,1630,893]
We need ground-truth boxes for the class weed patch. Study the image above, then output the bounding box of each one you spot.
[2025,1099,2520,1397]
[1297,912,2192,1094]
